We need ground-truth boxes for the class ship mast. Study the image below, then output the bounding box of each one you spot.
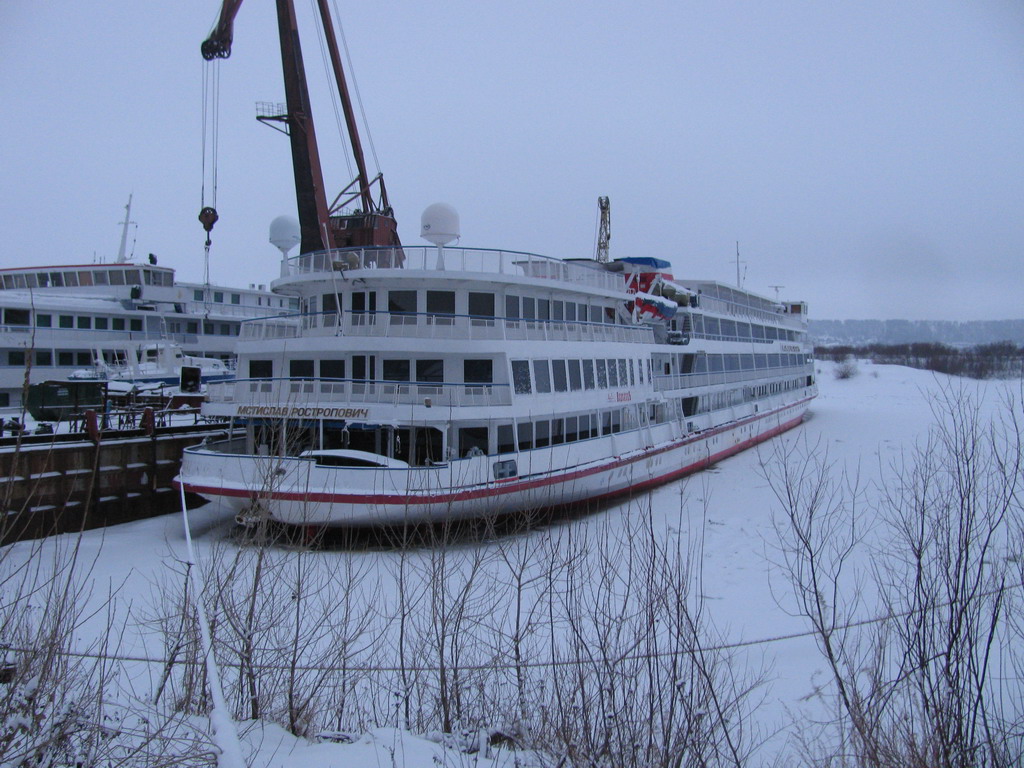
[202,0,400,254]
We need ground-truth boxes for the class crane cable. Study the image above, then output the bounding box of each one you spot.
[199,59,221,312]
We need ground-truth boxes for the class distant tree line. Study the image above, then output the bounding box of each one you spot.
[814,341,1024,379]
[811,318,1024,345]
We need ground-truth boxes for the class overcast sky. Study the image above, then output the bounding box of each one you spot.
[3,1,1022,320]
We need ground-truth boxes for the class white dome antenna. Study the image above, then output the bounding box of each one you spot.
[421,203,459,270]
[269,215,301,257]
[420,203,460,246]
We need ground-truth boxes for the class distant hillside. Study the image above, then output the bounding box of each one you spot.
[810,319,1024,346]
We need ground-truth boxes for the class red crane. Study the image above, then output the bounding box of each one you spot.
[201,0,400,255]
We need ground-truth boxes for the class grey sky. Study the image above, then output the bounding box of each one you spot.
[3,1,1022,320]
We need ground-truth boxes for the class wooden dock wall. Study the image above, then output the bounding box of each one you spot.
[0,421,232,544]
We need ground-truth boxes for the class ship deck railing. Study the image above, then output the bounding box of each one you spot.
[206,377,513,408]
[653,364,811,392]
[282,246,624,292]
[239,310,655,345]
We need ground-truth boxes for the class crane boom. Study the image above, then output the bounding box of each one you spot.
[201,0,245,60]
[201,0,400,253]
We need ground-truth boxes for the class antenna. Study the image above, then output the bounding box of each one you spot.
[729,241,747,288]
[769,284,785,301]
[116,194,136,263]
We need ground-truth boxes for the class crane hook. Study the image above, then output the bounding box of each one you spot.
[198,206,219,246]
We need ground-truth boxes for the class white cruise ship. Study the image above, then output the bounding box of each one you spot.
[176,0,816,525]
[0,204,296,410]
[178,236,816,525]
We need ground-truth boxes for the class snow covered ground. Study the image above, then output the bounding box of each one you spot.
[2,361,1019,766]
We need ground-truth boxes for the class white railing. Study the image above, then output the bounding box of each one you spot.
[206,377,513,408]
[239,311,655,345]
[653,364,810,392]
[281,246,624,292]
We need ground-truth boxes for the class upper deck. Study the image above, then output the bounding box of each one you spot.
[273,246,626,294]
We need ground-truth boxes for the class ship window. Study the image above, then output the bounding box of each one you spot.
[497,424,516,454]
[63,272,79,287]
[416,359,443,383]
[383,359,410,382]
[77,352,91,366]
[203,321,214,335]
[36,314,51,327]
[290,359,314,379]
[736,322,750,339]
[577,303,588,322]
[468,292,495,319]
[23,273,37,288]
[352,355,376,381]
[321,359,345,380]
[551,360,568,392]
[538,299,550,322]
[565,416,578,442]
[596,359,608,388]
[535,420,550,448]
[720,319,736,338]
[511,360,531,394]
[582,359,595,389]
[522,297,536,321]
[92,271,108,286]
[765,326,779,340]
[458,426,489,457]
[755,354,768,369]
[565,302,576,322]
[426,291,455,324]
[95,317,108,330]
[568,359,582,391]
[194,289,204,301]
[604,307,616,324]
[124,270,140,285]
[58,351,73,366]
[752,324,765,340]
[8,351,25,366]
[213,291,224,303]
[50,272,65,287]
[618,359,628,385]
[505,295,520,319]
[708,355,724,373]
[185,320,197,334]
[59,315,73,329]
[628,359,636,386]
[517,422,533,451]
[493,459,518,479]
[35,273,50,287]
[704,317,720,337]
[533,360,551,393]
[219,324,232,336]
[249,360,272,378]
[551,418,565,445]
[725,354,739,371]
[464,359,493,384]
[606,359,618,387]
[742,354,754,370]
[231,293,241,305]
[36,350,52,366]
[4,309,29,326]
[389,290,417,322]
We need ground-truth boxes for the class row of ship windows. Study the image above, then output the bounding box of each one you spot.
[251,357,492,384]
[6,349,230,368]
[675,314,804,343]
[511,358,650,395]
[0,267,174,290]
[193,290,297,309]
[316,290,624,325]
[684,377,810,416]
[1,309,241,337]
[662,352,811,375]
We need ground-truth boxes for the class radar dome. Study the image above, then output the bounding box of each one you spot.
[269,215,300,256]
[420,203,460,247]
